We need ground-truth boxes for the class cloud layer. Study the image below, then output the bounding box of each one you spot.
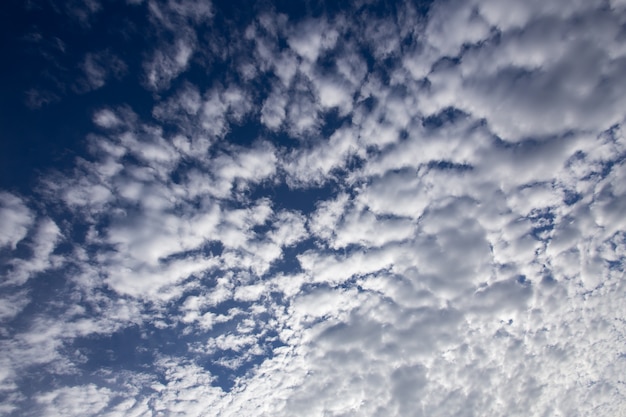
[1,0,626,416]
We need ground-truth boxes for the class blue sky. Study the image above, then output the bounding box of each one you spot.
[1,0,626,415]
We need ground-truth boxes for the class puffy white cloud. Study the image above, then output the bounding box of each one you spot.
[195,84,255,139]
[314,76,355,114]
[284,126,361,186]
[213,143,277,192]
[425,0,491,58]
[286,19,340,63]
[268,210,308,247]
[416,0,626,142]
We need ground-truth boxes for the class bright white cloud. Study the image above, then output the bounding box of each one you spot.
[416,0,626,142]
[287,19,339,63]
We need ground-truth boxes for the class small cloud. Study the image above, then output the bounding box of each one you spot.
[92,108,122,129]
[144,38,195,91]
[75,51,127,93]
[23,89,60,109]
[64,0,103,27]
[0,193,34,250]
[287,19,339,63]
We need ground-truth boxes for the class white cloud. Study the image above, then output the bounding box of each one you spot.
[152,82,203,129]
[0,290,30,324]
[416,0,626,142]
[357,169,431,218]
[284,126,361,186]
[336,49,368,86]
[93,109,122,129]
[3,1,626,416]
[36,384,113,417]
[314,76,354,113]
[213,142,277,191]
[309,192,350,242]
[268,210,308,247]
[359,14,402,59]
[425,0,491,57]
[148,0,213,29]
[285,88,320,136]
[144,37,195,91]
[0,193,34,250]
[332,207,416,249]
[287,19,339,63]
[6,219,62,286]
[261,87,287,130]
[197,84,255,139]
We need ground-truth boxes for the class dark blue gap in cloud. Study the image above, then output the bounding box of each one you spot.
[223,119,264,147]
[607,260,623,271]
[251,182,337,214]
[422,107,468,129]
[426,160,473,172]
[263,239,315,278]
[70,325,158,373]
[320,108,353,139]
[541,273,557,287]
[527,208,555,241]
[158,241,224,265]
[563,189,582,206]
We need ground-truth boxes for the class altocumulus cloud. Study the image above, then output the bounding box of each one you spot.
[1,0,626,416]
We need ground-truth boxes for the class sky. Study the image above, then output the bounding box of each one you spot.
[1,0,626,415]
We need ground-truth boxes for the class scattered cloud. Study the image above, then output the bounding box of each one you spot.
[2,0,626,416]
[75,50,127,93]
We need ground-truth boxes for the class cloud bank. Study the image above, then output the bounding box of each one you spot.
[1,0,625,415]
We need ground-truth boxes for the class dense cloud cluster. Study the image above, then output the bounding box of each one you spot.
[1,0,626,415]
